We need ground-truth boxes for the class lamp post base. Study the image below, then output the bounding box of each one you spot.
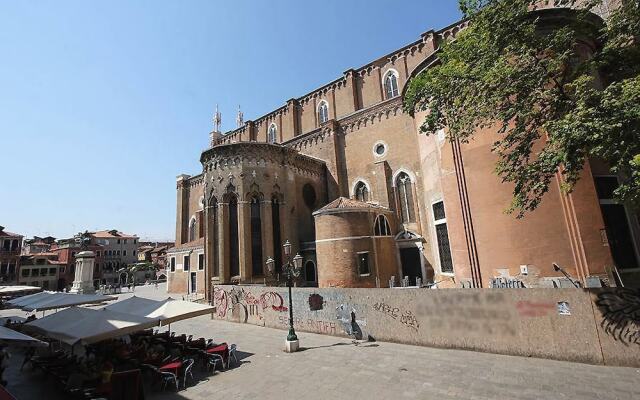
[284,339,300,353]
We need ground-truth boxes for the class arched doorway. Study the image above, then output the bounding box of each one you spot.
[304,260,317,285]
[395,231,428,286]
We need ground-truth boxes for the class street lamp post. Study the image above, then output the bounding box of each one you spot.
[266,239,303,351]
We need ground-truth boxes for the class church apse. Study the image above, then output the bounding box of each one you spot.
[200,142,326,286]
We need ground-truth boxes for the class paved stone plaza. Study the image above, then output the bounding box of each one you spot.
[1,285,639,400]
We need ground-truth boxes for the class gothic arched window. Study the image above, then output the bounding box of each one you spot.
[188,217,197,242]
[250,196,263,276]
[272,196,282,273]
[384,70,399,99]
[208,196,219,277]
[228,196,240,277]
[268,123,277,144]
[396,172,415,223]
[374,214,392,236]
[354,181,369,202]
[318,101,329,124]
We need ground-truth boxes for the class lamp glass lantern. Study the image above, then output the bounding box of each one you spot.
[266,257,275,275]
[292,253,303,277]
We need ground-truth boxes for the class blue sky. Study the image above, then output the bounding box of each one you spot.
[0,0,462,241]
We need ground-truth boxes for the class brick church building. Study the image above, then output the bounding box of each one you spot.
[167,9,639,296]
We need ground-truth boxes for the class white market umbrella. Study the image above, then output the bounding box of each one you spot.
[105,296,214,326]
[148,299,215,326]
[24,307,93,342]
[0,286,41,295]
[103,296,164,317]
[7,292,57,308]
[21,293,116,311]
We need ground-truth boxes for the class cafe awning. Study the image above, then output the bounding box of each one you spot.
[7,292,116,311]
[25,307,159,345]
[105,296,215,325]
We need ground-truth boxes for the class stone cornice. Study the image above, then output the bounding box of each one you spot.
[200,142,325,177]
[339,97,404,134]
[187,174,204,188]
[177,174,203,189]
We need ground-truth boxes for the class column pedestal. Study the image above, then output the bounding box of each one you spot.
[69,251,96,294]
[284,339,300,353]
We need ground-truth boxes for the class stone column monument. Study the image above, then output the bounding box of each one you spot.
[69,251,96,294]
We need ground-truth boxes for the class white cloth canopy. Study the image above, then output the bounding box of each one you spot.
[0,316,27,325]
[0,286,41,295]
[7,292,57,308]
[105,296,215,325]
[0,326,47,347]
[7,292,115,311]
[25,307,159,345]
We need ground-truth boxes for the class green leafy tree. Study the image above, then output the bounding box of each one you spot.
[404,0,639,216]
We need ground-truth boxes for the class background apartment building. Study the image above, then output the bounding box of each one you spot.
[0,226,22,285]
[18,252,63,290]
[22,236,56,255]
[87,230,139,284]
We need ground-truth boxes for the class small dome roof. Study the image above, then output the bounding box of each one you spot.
[313,197,391,215]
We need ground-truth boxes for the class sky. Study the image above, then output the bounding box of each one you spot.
[0,0,462,241]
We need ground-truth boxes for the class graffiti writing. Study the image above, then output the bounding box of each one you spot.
[399,311,420,331]
[372,301,420,331]
[277,315,337,335]
[596,288,640,346]
[212,286,229,318]
[212,286,287,323]
[373,302,399,319]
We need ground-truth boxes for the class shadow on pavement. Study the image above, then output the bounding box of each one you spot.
[298,342,359,352]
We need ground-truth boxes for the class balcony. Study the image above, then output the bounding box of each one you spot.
[0,248,20,256]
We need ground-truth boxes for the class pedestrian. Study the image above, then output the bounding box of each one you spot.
[0,345,11,386]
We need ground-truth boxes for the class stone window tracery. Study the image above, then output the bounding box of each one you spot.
[384,70,399,99]
[374,214,392,236]
[268,123,277,143]
[354,181,369,202]
[433,201,453,273]
[188,217,197,242]
[396,172,415,223]
[318,100,329,124]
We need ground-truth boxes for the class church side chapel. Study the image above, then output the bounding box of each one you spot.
[167,12,639,296]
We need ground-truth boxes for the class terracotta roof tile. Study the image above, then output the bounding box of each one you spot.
[90,230,138,239]
[167,237,204,252]
[316,197,386,212]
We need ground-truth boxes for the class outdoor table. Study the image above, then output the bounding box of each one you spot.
[206,343,229,362]
[159,361,182,376]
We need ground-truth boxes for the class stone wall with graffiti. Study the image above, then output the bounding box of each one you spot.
[211,285,640,367]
